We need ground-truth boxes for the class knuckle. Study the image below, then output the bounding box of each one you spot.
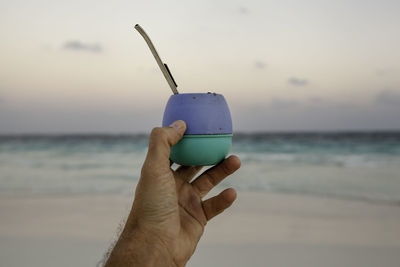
[206,172,218,186]
[220,161,232,176]
[150,127,168,141]
[150,127,163,137]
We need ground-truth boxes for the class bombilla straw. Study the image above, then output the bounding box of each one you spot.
[134,24,179,94]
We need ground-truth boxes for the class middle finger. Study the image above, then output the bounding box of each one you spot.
[191,155,240,198]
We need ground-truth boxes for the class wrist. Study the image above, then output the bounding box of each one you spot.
[105,225,177,267]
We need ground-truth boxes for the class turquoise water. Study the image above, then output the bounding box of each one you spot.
[1,133,400,204]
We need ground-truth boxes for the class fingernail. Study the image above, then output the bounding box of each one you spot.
[170,120,185,132]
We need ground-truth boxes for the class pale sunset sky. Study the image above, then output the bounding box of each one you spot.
[0,0,399,133]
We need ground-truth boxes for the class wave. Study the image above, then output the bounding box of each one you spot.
[1,133,400,204]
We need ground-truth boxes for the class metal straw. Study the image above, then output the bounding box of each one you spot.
[134,24,179,94]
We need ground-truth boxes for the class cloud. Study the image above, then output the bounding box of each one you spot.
[238,7,249,14]
[254,61,266,69]
[2,96,400,133]
[233,97,400,132]
[63,40,103,53]
[288,77,308,86]
[376,89,400,106]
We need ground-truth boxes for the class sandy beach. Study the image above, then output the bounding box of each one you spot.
[1,0,400,266]
[1,191,399,267]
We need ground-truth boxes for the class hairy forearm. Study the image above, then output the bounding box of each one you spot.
[105,227,177,267]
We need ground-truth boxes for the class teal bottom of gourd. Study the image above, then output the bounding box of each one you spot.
[170,134,233,166]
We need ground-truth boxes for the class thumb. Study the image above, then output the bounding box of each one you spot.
[145,120,186,168]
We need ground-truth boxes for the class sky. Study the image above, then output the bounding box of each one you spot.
[0,0,399,133]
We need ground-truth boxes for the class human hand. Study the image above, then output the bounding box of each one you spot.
[105,120,241,267]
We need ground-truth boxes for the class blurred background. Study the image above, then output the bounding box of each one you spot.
[1,0,400,266]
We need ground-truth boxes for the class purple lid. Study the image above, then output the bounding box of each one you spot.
[162,93,233,134]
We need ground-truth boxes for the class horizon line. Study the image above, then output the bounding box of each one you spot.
[1,129,400,137]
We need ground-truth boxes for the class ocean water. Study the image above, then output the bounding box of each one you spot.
[1,133,400,204]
